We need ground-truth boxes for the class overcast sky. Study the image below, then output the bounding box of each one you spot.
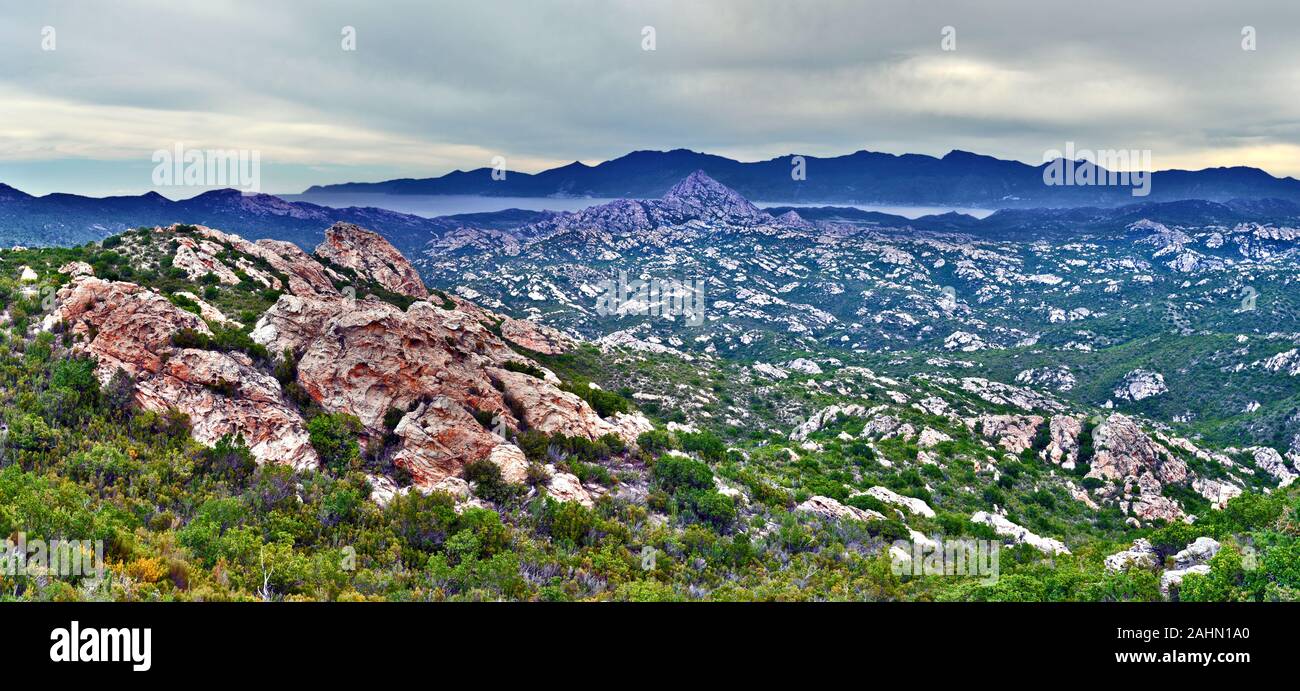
[2,0,1298,196]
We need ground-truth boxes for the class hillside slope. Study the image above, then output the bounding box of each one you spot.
[0,220,1296,602]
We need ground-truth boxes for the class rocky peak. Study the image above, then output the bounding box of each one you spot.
[315,222,428,298]
[662,170,762,221]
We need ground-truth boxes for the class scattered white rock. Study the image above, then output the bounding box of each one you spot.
[1104,538,1159,572]
[796,496,883,524]
[859,486,936,518]
[1113,369,1167,402]
[917,427,952,449]
[544,468,594,507]
[971,511,1070,555]
[785,358,823,375]
[752,362,789,380]
[1172,537,1220,570]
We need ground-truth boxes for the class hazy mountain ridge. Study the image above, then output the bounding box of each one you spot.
[7,166,1300,253]
[0,186,556,253]
[303,147,1300,208]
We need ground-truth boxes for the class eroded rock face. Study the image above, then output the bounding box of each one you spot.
[443,293,575,355]
[391,396,510,486]
[498,316,575,355]
[488,444,530,484]
[48,276,317,469]
[1087,414,1189,523]
[172,236,241,285]
[184,224,339,297]
[1127,492,1185,524]
[250,293,352,356]
[50,222,627,496]
[973,414,1043,454]
[488,367,629,441]
[315,222,427,298]
[544,468,594,507]
[263,298,519,430]
[252,274,630,492]
[1106,430,1180,485]
[1193,477,1243,509]
[1247,446,1296,486]
[1044,415,1082,469]
[245,239,340,296]
[48,277,200,374]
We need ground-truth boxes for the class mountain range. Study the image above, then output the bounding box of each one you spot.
[0,184,554,251]
[6,176,1300,253]
[303,148,1300,207]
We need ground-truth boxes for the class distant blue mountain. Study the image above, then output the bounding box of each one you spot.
[0,186,553,251]
[4,169,1300,253]
[303,148,1300,208]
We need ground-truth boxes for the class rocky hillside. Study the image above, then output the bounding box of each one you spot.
[418,172,1300,460]
[0,218,1297,602]
[40,222,651,506]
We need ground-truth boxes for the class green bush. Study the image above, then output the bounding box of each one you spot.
[502,360,545,379]
[652,454,714,494]
[547,500,595,547]
[308,413,363,474]
[386,490,458,557]
[637,429,677,454]
[50,357,99,396]
[561,377,630,418]
[681,489,736,530]
[65,444,139,485]
[464,458,521,504]
[679,430,725,462]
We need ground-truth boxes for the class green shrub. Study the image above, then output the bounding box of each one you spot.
[50,357,99,396]
[464,458,521,504]
[386,490,458,557]
[560,377,630,418]
[502,360,545,379]
[679,430,725,462]
[637,429,677,454]
[652,454,713,494]
[65,444,139,484]
[681,489,736,530]
[308,413,363,474]
[547,500,596,547]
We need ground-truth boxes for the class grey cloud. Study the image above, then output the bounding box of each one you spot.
[2,0,1299,195]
